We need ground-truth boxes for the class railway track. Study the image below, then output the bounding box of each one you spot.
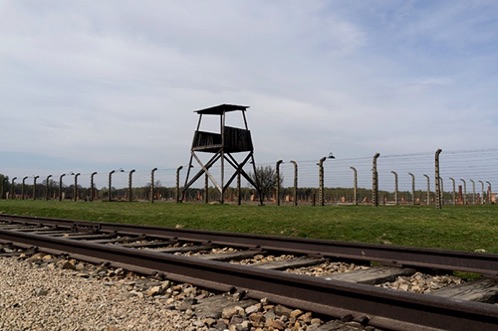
[0,214,497,331]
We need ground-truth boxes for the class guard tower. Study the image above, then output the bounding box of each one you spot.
[182,104,261,203]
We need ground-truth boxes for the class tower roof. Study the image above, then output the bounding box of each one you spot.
[194,104,249,115]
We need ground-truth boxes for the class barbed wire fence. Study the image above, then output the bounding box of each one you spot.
[1,148,497,206]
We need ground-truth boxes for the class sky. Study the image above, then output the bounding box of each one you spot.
[2,1,498,189]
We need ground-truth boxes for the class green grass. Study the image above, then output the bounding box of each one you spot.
[1,200,498,253]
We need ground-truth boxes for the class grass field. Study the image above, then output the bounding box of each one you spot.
[1,200,497,254]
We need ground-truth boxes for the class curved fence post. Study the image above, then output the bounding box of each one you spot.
[151,168,158,203]
[470,179,476,205]
[74,173,80,202]
[486,181,492,204]
[176,166,183,203]
[391,171,398,205]
[449,177,456,205]
[128,170,136,202]
[408,173,415,205]
[290,160,298,206]
[11,177,17,200]
[423,174,430,205]
[276,160,283,206]
[45,175,52,201]
[33,176,39,200]
[90,172,97,202]
[435,149,442,209]
[460,179,467,204]
[350,167,358,205]
[372,153,380,207]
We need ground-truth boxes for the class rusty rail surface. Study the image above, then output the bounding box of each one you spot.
[1,214,497,276]
[1,214,498,330]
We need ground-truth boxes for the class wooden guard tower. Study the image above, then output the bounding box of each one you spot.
[182,104,261,203]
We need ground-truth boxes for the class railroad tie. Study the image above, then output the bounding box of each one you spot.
[430,278,498,303]
[321,266,417,285]
[195,250,263,261]
[253,256,326,270]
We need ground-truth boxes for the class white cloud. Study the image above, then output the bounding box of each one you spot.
[1,0,498,182]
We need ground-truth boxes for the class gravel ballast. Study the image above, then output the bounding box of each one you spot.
[0,247,463,331]
[0,256,192,331]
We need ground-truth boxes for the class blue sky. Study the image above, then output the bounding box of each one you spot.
[1,1,498,188]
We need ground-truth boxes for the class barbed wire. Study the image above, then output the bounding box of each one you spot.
[4,148,497,195]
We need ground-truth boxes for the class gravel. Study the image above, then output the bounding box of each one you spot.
[0,255,192,331]
[0,252,351,331]
[375,271,463,293]
[4,244,459,331]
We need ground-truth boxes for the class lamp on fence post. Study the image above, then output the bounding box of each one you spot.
[11,177,17,200]
[150,168,158,203]
[391,171,398,205]
[372,153,380,207]
[449,177,456,205]
[90,172,97,202]
[408,173,415,205]
[128,170,135,202]
[470,179,476,205]
[74,173,80,202]
[45,175,52,201]
[486,181,492,204]
[479,180,485,204]
[350,167,358,205]
[318,153,335,207]
[276,160,283,206]
[434,148,442,209]
[290,160,298,206]
[460,179,467,204]
[21,176,28,200]
[176,166,183,203]
[423,174,430,205]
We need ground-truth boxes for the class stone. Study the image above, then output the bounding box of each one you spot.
[275,304,293,317]
[263,309,276,320]
[230,315,244,325]
[299,312,313,323]
[245,303,262,314]
[183,297,198,305]
[58,260,76,270]
[146,285,163,296]
[235,321,251,331]
[290,309,303,319]
[27,253,44,261]
[193,320,205,327]
[34,288,49,296]
[214,320,228,330]
[265,319,285,330]
[222,306,244,319]
[248,312,264,324]
[202,318,217,327]
[42,254,53,261]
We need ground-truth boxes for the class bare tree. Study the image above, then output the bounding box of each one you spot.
[249,165,283,203]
